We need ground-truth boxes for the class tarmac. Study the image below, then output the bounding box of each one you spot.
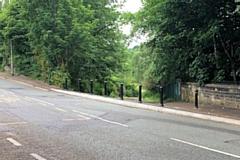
[1,72,240,126]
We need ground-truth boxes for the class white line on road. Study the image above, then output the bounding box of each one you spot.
[0,122,27,126]
[62,118,78,121]
[171,138,240,159]
[39,103,48,106]
[0,89,15,95]
[55,108,66,112]
[73,110,128,127]
[78,114,91,120]
[30,153,47,160]
[62,118,87,121]
[24,98,32,101]
[6,138,22,146]
[25,97,54,106]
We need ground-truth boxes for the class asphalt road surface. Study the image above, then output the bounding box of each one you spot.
[1,78,240,160]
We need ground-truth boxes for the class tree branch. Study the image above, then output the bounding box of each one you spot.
[218,33,237,82]
[213,34,217,57]
[218,33,235,63]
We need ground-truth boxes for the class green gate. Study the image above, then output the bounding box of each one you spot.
[163,79,181,101]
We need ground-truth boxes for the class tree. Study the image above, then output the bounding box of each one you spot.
[0,0,127,90]
[129,0,240,85]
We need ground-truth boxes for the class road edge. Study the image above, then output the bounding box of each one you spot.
[51,88,240,126]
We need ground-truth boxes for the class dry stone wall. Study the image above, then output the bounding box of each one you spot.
[181,83,240,109]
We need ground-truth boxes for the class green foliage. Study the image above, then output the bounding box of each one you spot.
[0,0,127,89]
[129,0,240,86]
[125,83,138,97]
[142,89,159,102]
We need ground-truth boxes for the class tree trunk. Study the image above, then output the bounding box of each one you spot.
[218,34,238,83]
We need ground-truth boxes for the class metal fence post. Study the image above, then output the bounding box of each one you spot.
[120,83,124,100]
[160,86,164,107]
[104,81,107,97]
[195,90,198,108]
[139,85,142,103]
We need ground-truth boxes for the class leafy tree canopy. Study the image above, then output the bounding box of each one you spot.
[127,0,240,86]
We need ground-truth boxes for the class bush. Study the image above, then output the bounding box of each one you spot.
[125,84,138,97]
[142,90,159,102]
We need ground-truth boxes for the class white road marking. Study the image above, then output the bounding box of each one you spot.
[25,97,54,106]
[6,138,22,146]
[30,153,47,160]
[78,114,91,120]
[2,97,19,102]
[62,118,78,121]
[62,114,91,121]
[171,138,240,159]
[73,110,128,127]
[39,103,47,106]
[55,108,66,112]
[24,98,32,101]
[3,98,12,102]
[62,118,86,121]
[0,89,15,95]
[0,122,27,126]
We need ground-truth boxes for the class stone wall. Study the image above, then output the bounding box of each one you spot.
[181,83,240,109]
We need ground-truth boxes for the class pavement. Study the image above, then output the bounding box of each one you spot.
[1,72,240,126]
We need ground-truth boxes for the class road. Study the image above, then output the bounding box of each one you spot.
[0,78,240,160]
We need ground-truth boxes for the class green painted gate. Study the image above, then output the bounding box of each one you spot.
[163,79,181,101]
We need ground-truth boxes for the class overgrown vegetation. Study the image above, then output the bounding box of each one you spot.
[0,0,127,95]
[125,0,240,86]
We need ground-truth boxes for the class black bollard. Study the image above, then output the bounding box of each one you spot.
[120,83,124,100]
[65,77,68,90]
[90,80,93,94]
[78,79,81,92]
[104,81,107,97]
[160,86,164,107]
[139,85,142,103]
[195,90,198,108]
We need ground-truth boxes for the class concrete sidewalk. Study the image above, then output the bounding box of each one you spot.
[1,72,240,126]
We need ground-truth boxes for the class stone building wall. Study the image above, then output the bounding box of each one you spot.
[181,83,240,109]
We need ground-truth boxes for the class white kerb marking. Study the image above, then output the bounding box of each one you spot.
[171,138,240,159]
[73,110,128,127]
[25,96,54,106]
[31,153,47,160]
[6,138,22,146]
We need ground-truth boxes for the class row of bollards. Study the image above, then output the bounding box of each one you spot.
[64,78,165,106]
[64,78,199,108]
